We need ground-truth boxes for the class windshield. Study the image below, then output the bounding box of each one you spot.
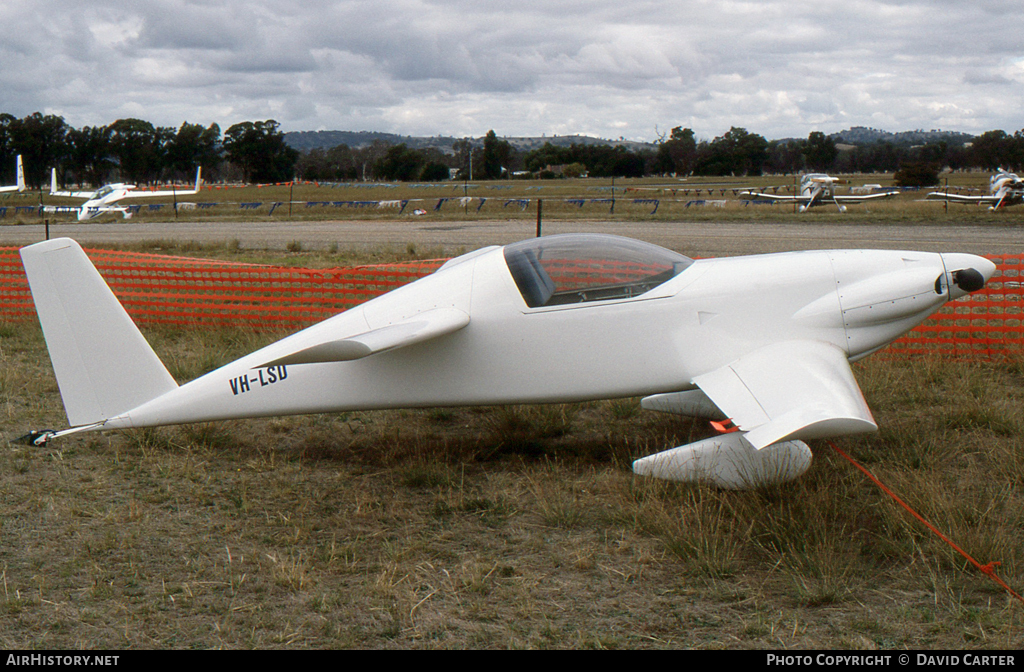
[503,234,693,308]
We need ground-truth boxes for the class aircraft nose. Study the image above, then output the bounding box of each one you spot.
[941,253,996,295]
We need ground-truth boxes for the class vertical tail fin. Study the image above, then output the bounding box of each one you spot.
[20,238,178,427]
[15,155,24,191]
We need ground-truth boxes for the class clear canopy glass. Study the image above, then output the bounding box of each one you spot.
[503,234,694,308]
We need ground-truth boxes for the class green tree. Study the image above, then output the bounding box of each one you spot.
[653,126,696,175]
[693,127,768,176]
[109,118,172,184]
[452,138,474,178]
[223,120,298,183]
[66,125,114,187]
[9,112,70,188]
[326,144,360,181]
[420,161,451,181]
[481,130,512,179]
[165,122,221,180]
[893,162,940,187]
[373,143,426,181]
[523,142,566,173]
[0,114,17,185]
[562,162,587,178]
[970,130,1019,171]
[766,139,805,174]
[802,131,838,172]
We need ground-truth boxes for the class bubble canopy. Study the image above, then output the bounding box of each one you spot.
[503,234,695,308]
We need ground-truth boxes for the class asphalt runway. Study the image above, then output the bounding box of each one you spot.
[2,218,1022,257]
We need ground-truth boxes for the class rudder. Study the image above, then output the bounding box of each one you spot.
[20,238,178,427]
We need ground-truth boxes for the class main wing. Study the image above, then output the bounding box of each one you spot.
[48,168,95,198]
[834,190,898,204]
[690,340,876,449]
[926,191,1001,205]
[737,190,804,203]
[120,167,202,199]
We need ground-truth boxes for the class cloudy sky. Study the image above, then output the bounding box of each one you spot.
[1,0,1021,142]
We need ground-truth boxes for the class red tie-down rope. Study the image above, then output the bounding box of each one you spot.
[828,440,1024,605]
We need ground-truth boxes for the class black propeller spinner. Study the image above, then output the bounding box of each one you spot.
[952,268,986,293]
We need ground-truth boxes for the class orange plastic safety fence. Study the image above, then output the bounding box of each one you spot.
[885,254,1023,359]
[0,248,1020,357]
[0,246,443,329]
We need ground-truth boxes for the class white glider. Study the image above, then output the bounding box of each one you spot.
[739,174,897,212]
[18,234,994,489]
[44,167,202,220]
[0,155,26,193]
[927,170,1024,210]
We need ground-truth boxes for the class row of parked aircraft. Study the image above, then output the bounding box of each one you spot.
[0,155,202,220]
[741,169,1024,212]
[4,154,1023,216]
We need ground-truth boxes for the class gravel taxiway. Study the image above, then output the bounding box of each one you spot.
[2,218,1022,257]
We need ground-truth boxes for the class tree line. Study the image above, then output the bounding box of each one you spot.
[299,126,1024,185]
[0,112,298,188]
[652,127,1024,182]
[4,111,1024,189]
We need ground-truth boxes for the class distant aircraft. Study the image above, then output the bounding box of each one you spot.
[44,167,202,220]
[739,174,897,212]
[0,155,26,193]
[17,234,994,489]
[926,170,1024,210]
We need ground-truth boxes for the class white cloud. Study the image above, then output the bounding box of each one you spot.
[0,0,1020,140]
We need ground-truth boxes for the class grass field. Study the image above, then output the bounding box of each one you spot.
[3,172,1024,228]
[2,239,1023,648]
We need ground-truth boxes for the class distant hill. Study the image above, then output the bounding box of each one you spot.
[285,127,977,154]
[828,126,975,146]
[503,135,656,153]
[285,130,657,154]
[284,131,463,152]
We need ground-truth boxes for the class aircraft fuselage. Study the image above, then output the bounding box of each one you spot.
[100,245,989,429]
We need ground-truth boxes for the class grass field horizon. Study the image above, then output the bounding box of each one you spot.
[3,172,1024,229]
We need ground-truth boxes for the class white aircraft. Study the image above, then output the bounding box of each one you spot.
[45,167,202,220]
[926,170,1024,210]
[18,234,994,489]
[739,174,898,212]
[0,155,26,193]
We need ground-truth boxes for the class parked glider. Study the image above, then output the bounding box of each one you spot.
[44,167,202,220]
[926,170,1024,210]
[739,174,897,212]
[18,234,994,489]
[0,155,26,193]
